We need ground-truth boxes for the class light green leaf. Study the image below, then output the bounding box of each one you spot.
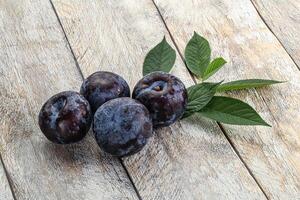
[182,82,220,118]
[198,96,270,126]
[217,79,283,92]
[143,37,176,76]
[203,57,227,80]
[184,32,211,77]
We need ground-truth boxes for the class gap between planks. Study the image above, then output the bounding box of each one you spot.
[249,0,300,71]
[151,0,270,199]
[49,0,85,80]
[48,0,143,199]
[0,154,16,200]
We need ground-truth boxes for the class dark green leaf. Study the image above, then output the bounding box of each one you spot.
[143,37,176,76]
[217,79,283,92]
[182,82,221,118]
[203,57,227,80]
[198,96,270,126]
[184,32,211,77]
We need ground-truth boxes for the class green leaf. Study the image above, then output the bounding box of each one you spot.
[203,57,227,80]
[143,37,176,76]
[182,82,221,118]
[184,32,211,77]
[198,96,270,126]
[217,79,283,92]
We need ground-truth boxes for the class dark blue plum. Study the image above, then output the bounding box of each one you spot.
[133,72,187,128]
[93,97,153,157]
[38,91,92,144]
[80,71,130,113]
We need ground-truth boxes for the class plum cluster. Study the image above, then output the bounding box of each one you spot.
[39,71,187,157]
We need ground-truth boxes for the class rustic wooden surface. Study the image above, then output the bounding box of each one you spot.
[0,0,138,199]
[0,160,14,200]
[153,0,300,199]
[0,0,299,199]
[251,0,300,68]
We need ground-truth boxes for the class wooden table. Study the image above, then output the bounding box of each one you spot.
[0,0,299,199]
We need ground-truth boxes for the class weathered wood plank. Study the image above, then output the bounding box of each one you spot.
[0,1,139,199]
[153,0,300,199]
[251,0,300,68]
[0,160,14,200]
[51,0,267,199]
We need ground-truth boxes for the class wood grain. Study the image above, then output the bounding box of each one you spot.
[0,1,139,199]
[51,0,267,199]
[153,0,300,198]
[0,161,14,200]
[251,0,300,69]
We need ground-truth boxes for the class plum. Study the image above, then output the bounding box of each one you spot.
[133,72,187,127]
[38,91,92,144]
[93,97,153,157]
[80,71,130,113]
